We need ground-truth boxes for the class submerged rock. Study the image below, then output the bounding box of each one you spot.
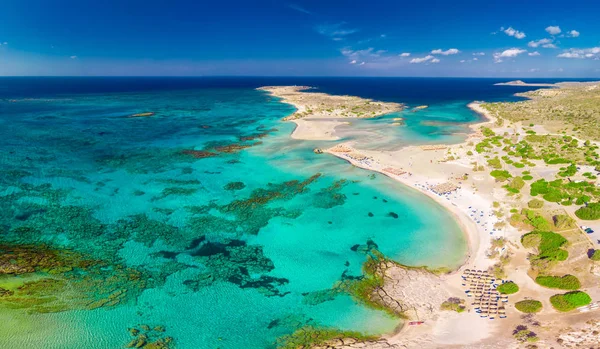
[313,148,323,154]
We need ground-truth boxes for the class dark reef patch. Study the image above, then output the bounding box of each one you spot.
[224,181,246,191]
[312,179,348,209]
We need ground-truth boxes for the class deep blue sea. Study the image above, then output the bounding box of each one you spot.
[0,77,579,348]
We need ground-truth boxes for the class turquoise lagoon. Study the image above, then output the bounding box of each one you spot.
[0,79,473,348]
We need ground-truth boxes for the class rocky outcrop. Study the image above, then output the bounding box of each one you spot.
[375,262,450,321]
[314,338,406,348]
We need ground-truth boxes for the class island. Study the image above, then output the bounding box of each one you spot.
[494,80,557,87]
[258,86,404,140]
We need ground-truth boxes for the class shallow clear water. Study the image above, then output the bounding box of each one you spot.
[0,77,555,348]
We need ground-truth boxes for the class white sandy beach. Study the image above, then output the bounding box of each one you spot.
[264,84,600,348]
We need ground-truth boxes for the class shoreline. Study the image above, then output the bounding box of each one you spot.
[262,84,521,347]
[322,103,504,347]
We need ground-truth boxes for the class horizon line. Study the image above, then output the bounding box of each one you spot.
[0,75,598,79]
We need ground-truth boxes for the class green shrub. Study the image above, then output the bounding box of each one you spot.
[575,203,600,220]
[440,298,466,313]
[509,177,525,190]
[515,300,542,313]
[497,282,519,294]
[590,250,600,261]
[487,157,502,169]
[482,127,495,137]
[521,233,541,248]
[558,164,577,177]
[522,209,553,230]
[535,275,581,290]
[528,199,544,209]
[550,291,592,312]
[490,170,512,182]
[553,214,573,229]
[521,231,568,262]
[522,175,534,180]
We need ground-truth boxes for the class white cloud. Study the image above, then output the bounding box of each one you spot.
[557,47,600,59]
[473,57,478,61]
[288,4,311,14]
[431,48,460,55]
[399,52,411,57]
[528,51,540,56]
[529,68,540,72]
[546,26,561,35]
[332,38,343,41]
[341,47,385,59]
[472,52,485,56]
[430,58,440,63]
[542,43,557,49]
[316,23,358,39]
[503,27,526,39]
[359,62,365,66]
[350,60,357,64]
[460,60,466,63]
[410,55,434,64]
[493,48,527,63]
[528,38,552,48]
[568,30,580,38]
[70,55,78,59]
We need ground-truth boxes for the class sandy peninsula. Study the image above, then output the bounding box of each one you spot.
[258,86,404,140]
[494,80,557,87]
[265,83,600,348]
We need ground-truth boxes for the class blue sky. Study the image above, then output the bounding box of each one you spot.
[1,0,599,77]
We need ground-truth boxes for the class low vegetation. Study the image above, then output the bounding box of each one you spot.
[515,300,543,313]
[535,275,581,290]
[575,203,600,220]
[497,281,519,294]
[276,326,378,349]
[527,199,544,209]
[521,231,568,261]
[550,291,592,312]
[512,325,539,343]
[590,250,600,261]
[440,297,466,313]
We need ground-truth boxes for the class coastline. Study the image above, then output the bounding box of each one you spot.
[321,103,506,347]
[260,83,531,347]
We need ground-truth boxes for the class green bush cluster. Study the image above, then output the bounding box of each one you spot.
[490,170,512,182]
[521,209,553,231]
[553,214,573,229]
[575,203,600,220]
[590,250,600,261]
[514,300,542,313]
[509,177,525,190]
[535,275,581,290]
[487,157,502,169]
[497,281,519,294]
[531,179,599,207]
[558,163,577,177]
[550,291,592,312]
[520,231,568,262]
